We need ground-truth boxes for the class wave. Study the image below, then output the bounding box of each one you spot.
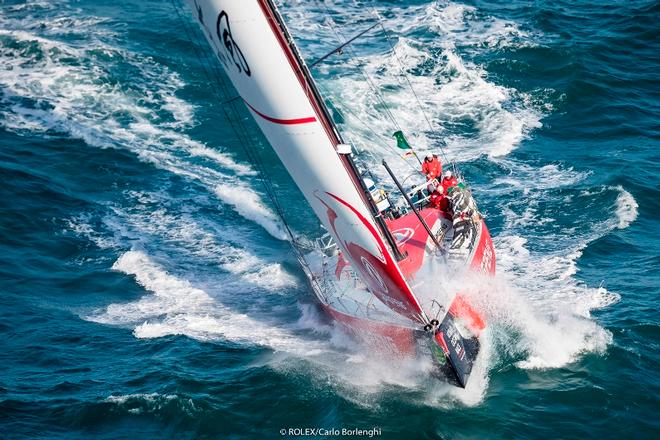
[433,46,543,158]
[425,2,538,50]
[484,181,639,371]
[104,393,200,417]
[613,186,638,229]
[486,178,637,370]
[68,190,296,291]
[491,236,616,368]
[86,250,318,353]
[0,10,285,240]
[213,184,288,241]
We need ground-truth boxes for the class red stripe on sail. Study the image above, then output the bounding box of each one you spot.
[256,1,339,141]
[243,100,316,125]
[256,1,385,222]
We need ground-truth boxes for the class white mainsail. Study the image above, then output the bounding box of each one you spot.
[185,0,428,324]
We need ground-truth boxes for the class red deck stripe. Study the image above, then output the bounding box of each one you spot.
[243,99,316,125]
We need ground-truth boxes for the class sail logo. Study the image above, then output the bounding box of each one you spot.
[216,11,251,77]
[392,227,415,245]
[360,256,388,294]
[317,191,417,319]
[361,257,407,312]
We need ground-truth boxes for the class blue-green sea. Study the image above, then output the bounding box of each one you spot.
[1,0,658,438]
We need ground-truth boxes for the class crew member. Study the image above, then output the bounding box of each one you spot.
[428,184,449,213]
[441,170,458,194]
[421,153,442,181]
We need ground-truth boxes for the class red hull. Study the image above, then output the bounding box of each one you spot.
[318,218,495,357]
[321,304,418,356]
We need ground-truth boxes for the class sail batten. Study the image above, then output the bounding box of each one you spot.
[185,0,427,324]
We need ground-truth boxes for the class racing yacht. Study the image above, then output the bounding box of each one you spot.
[183,0,495,387]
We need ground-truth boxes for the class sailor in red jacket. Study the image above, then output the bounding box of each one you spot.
[441,170,458,194]
[428,183,449,213]
[421,153,442,181]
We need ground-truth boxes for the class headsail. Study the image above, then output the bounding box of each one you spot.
[185,0,428,324]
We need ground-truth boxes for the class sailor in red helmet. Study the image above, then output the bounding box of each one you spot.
[421,153,442,181]
[441,170,459,194]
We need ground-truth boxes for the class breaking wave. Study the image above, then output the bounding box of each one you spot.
[213,184,288,240]
[614,186,638,229]
[86,250,316,353]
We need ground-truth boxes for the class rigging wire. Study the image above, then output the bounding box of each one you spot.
[169,0,300,244]
[315,2,403,134]
[312,0,445,178]
[314,0,452,167]
[314,82,419,174]
[367,3,451,166]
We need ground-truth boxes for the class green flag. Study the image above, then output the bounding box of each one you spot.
[393,130,411,150]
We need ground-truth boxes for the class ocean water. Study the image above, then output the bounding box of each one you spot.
[1,0,658,438]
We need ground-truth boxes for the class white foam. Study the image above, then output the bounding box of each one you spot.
[65,215,118,250]
[88,250,318,353]
[489,236,617,364]
[102,196,295,289]
[161,95,195,129]
[242,263,298,291]
[188,145,257,176]
[435,47,543,159]
[1,1,56,13]
[491,163,591,194]
[613,185,638,229]
[426,2,535,50]
[0,20,284,239]
[213,184,288,240]
[104,393,198,416]
[482,180,634,370]
[105,393,177,405]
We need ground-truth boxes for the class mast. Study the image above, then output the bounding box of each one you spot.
[260,0,404,261]
[184,0,428,325]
